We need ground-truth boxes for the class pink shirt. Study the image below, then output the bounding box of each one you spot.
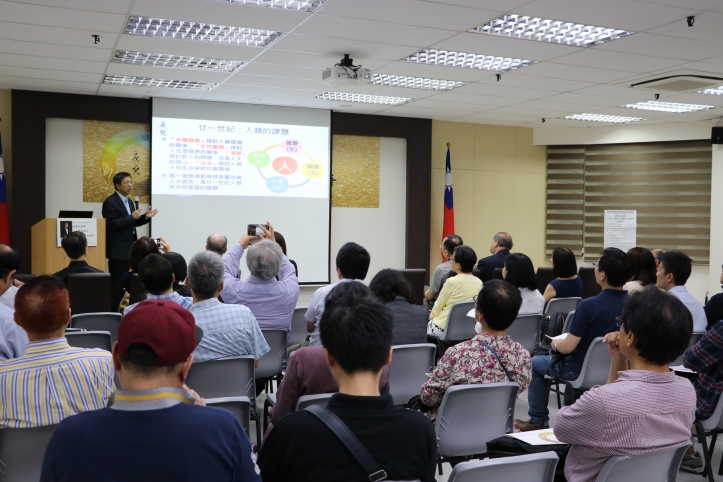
[554,370,695,482]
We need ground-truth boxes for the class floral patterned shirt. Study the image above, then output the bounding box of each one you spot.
[419,333,532,421]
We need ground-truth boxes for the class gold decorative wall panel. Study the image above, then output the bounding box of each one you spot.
[331,134,380,208]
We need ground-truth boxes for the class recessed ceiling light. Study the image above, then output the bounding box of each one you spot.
[207,0,327,12]
[314,92,415,105]
[470,14,635,47]
[113,50,245,72]
[124,16,284,47]
[621,101,716,113]
[400,49,535,72]
[562,113,644,123]
[698,86,723,96]
[104,75,217,90]
[248,97,261,101]
[146,90,160,94]
[372,74,467,91]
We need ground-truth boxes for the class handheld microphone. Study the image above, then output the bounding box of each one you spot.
[134,196,139,211]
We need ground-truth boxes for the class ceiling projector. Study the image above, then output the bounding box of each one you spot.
[322,54,372,84]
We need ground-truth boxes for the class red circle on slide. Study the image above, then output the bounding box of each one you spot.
[272,156,298,175]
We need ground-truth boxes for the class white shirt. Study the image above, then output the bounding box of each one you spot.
[305,279,364,346]
[0,285,17,309]
[668,285,707,333]
[518,288,544,315]
[623,280,645,293]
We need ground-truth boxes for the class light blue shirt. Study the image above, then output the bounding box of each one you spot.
[0,303,28,361]
[220,244,300,331]
[189,298,269,363]
[305,278,365,346]
[668,286,707,333]
[124,291,193,315]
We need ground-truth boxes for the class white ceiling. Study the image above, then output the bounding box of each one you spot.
[3,0,723,127]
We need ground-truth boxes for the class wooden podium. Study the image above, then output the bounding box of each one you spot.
[31,218,106,274]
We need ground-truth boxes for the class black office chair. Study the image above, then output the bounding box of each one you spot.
[397,269,426,306]
[578,267,601,299]
[14,273,38,284]
[129,273,147,305]
[536,267,555,295]
[67,273,111,315]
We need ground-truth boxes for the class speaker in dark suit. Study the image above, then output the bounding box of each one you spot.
[102,172,158,310]
[476,232,513,283]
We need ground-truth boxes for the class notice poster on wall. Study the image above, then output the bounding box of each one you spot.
[604,210,636,252]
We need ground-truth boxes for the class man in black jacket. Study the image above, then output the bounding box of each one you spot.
[53,232,103,284]
[102,172,158,310]
[476,232,512,282]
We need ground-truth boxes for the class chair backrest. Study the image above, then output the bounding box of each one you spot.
[562,311,575,333]
[671,332,704,367]
[443,301,476,342]
[70,312,122,346]
[506,314,543,353]
[536,267,555,295]
[544,297,581,315]
[288,307,309,346]
[14,273,37,285]
[435,382,519,457]
[570,337,611,390]
[67,273,111,314]
[256,329,287,379]
[578,267,601,299]
[186,355,256,401]
[448,452,558,482]
[595,443,690,482]
[295,393,335,411]
[492,268,503,280]
[129,273,145,305]
[698,384,723,431]
[205,396,251,436]
[64,330,112,352]
[397,269,426,306]
[0,424,57,482]
[389,343,436,405]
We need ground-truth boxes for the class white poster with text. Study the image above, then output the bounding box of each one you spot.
[57,219,98,247]
[604,210,636,252]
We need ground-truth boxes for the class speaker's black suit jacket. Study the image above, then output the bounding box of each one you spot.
[102,192,150,260]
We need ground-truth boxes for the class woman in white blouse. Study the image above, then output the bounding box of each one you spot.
[503,253,545,315]
[623,247,657,293]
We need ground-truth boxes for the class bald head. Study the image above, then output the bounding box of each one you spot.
[490,232,513,254]
[206,234,228,256]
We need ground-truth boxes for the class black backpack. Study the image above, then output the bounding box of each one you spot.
[535,311,568,356]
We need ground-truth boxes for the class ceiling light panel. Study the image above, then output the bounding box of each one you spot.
[401,49,535,72]
[699,86,723,96]
[113,51,245,73]
[563,113,644,123]
[471,14,635,47]
[621,101,716,113]
[314,92,414,105]
[372,74,467,91]
[103,75,218,90]
[207,0,327,12]
[124,16,284,47]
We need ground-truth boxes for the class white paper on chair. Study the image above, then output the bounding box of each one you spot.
[545,333,568,341]
[506,429,566,446]
[467,309,475,318]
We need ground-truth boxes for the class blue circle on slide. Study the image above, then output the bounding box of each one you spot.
[266,176,289,193]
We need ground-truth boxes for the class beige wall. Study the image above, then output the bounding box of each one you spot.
[430,121,548,277]
[0,90,10,224]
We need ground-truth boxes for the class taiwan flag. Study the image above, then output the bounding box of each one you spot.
[442,145,454,261]
[0,135,9,245]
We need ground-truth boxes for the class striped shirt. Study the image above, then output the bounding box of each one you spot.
[124,291,193,315]
[554,370,695,482]
[0,338,115,428]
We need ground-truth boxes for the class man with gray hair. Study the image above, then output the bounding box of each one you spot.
[205,234,228,256]
[476,232,513,283]
[221,221,300,331]
[187,250,269,364]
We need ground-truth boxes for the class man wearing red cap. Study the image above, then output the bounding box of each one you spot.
[40,301,261,482]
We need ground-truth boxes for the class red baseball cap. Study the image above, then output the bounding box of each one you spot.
[117,300,202,367]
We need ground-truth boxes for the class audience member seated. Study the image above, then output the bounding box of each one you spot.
[221,222,299,331]
[163,252,192,298]
[428,245,482,337]
[0,276,113,427]
[0,247,27,360]
[503,253,544,314]
[370,268,428,345]
[265,282,390,438]
[424,234,463,310]
[258,282,436,482]
[186,251,269,363]
[40,301,261,482]
[124,254,192,315]
[705,264,723,331]
[517,247,629,432]
[420,280,531,421]
[543,247,582,305]
[623,246,657,293]
[656,251,706,333]
[305,242,370,347]
[205,233,228,256]
[476,232,513,282]
[52,231,103,284]
[273,230,298,277]
[122,236,160,293]
[555,287,696,482]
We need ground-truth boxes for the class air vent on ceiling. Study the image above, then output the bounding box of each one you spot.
[630,75,723,92]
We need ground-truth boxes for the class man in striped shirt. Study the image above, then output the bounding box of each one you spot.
[0,276,114,427]
[124,254,192,315]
